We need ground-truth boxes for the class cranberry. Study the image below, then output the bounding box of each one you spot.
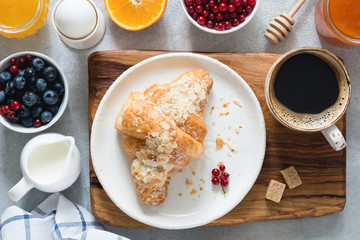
[239,14,246,22]
[216,13,224,21]
[33,119,42,128]
[185,0,194,6]
[202,10,210,17]
[212,177,220,185]
[245,5,253,14]
[227,4,235,12]
[208,0,215,7]
[242,0,247,6]
[206,20,215,28]
[221,179,229,187]
[218,2,227,11]
[224,20,232,29]
[212,6,219,13]
[197,16,206,25]
[11,101,21,111]
[10,65,18,74]
[247,0,256,6]
[219,164,226,171]
[25,54,32,61]
[233,0,241,6]
[10,58,17,65]
[195,5,204,13]
[232,18,240,26]
[187,5,195,14]
[223,172,230,179]
[7,111,15,119]
[212,168,220,176]
[195,0,202,4]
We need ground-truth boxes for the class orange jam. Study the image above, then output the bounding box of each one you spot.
[329,0,360,39]
[0,0,49,38]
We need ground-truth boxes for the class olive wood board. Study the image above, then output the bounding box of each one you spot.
[88,50,346,228]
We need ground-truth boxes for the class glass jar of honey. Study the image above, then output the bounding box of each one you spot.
[0,0,49,38]
[315,0,360,46]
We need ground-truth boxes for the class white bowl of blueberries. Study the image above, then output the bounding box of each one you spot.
[0,51,68,133]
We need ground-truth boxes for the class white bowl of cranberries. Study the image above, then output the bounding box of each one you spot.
[181,0,258,34]
[0,51,68,133]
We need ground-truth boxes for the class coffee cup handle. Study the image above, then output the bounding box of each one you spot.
[321,124,346,151]
[8,177,33,202]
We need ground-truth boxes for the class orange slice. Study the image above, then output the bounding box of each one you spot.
[104,0,167,31]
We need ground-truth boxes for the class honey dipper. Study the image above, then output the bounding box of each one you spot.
[265,0,306,44]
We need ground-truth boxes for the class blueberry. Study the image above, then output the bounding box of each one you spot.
[24,67,36,79]
[0,90,5,104]
[16,69,25,77]
[46,104,59,115]
[21,117,33,128]
[5,81,15,96]
[14,76,27,90]
[35,78,47,92]
[31,57,45,72]
[41,111,53,124]
[22,91,38,107]
[18,105,30,118]
[7,114,20,123]
[31,105,43,118]
[42,66,58,82]
[53,82,65,96]
[28,75,37,85]
[43,90,58,105]
[0,71,12,85]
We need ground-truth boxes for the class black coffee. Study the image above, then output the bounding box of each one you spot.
[274,53,339,114]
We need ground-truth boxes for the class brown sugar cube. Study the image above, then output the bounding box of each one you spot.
[280,166,302,189]
[265,180,286,203]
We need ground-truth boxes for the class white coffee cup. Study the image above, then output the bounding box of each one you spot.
[265,47,351,151]
[8,133,81,202]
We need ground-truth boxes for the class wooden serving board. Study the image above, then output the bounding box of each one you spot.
[88,50,346,228]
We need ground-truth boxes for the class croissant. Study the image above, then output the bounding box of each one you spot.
[115,69,213,205]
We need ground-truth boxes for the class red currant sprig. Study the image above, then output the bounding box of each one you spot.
[211,164,230,193]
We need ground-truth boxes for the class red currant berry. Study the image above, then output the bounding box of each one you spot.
[25,54,32,61]
[212,6,219,13]
[185,0,194,6]
[227,4,235,12]
[218,2,227,11]
[216,22,225,31]
[187,6,195,14]
[209,13,215,20]
[221,0,228,2]
[192,12,199,20]
[236,5,243,12]
[219,164,226,171]
[2,105,10,114]
[212,177,220,185]
[223,172,230,179]
[10,65,18,74]
[206,20,214,28]
[239,14,246,22]
[242,0,247,6]
[18,58,25,66]
[232,18,240,26]
[233,0,241,6]
[195,0,202,5]
[245,5,253,13]
[212,168,220,176]
[208,0,215,7]
[7,111,15,119]
[224,20,232,29]
[0,107,4,115]
[220,175,226,181]
[10,58,17,65]
[229,12,237,19]
[216,13,224,21]
[221,179,229,187]
[195,5,204,13]
[204,4,211,11]
[11,101,21,111]
[202,10,210,18]
[247,0,256,6]
[34,119,42,128]
[197,16,206,25]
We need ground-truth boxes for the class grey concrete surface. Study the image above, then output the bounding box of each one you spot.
[0,0,360,239]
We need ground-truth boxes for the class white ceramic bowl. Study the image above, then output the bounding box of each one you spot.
[0,51,69,133]
[180,0,260,34]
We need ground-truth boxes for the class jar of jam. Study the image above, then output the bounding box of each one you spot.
[315,0,360,46]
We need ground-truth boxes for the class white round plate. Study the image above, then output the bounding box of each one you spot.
[90,53,266,229]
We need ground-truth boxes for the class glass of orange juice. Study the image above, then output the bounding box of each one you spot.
[0,0,49,38]
[315,0,360,46]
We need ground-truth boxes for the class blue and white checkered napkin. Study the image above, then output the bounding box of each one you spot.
[0,193,128,240]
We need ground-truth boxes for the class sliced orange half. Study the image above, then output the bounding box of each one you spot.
[104,0,167,31]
